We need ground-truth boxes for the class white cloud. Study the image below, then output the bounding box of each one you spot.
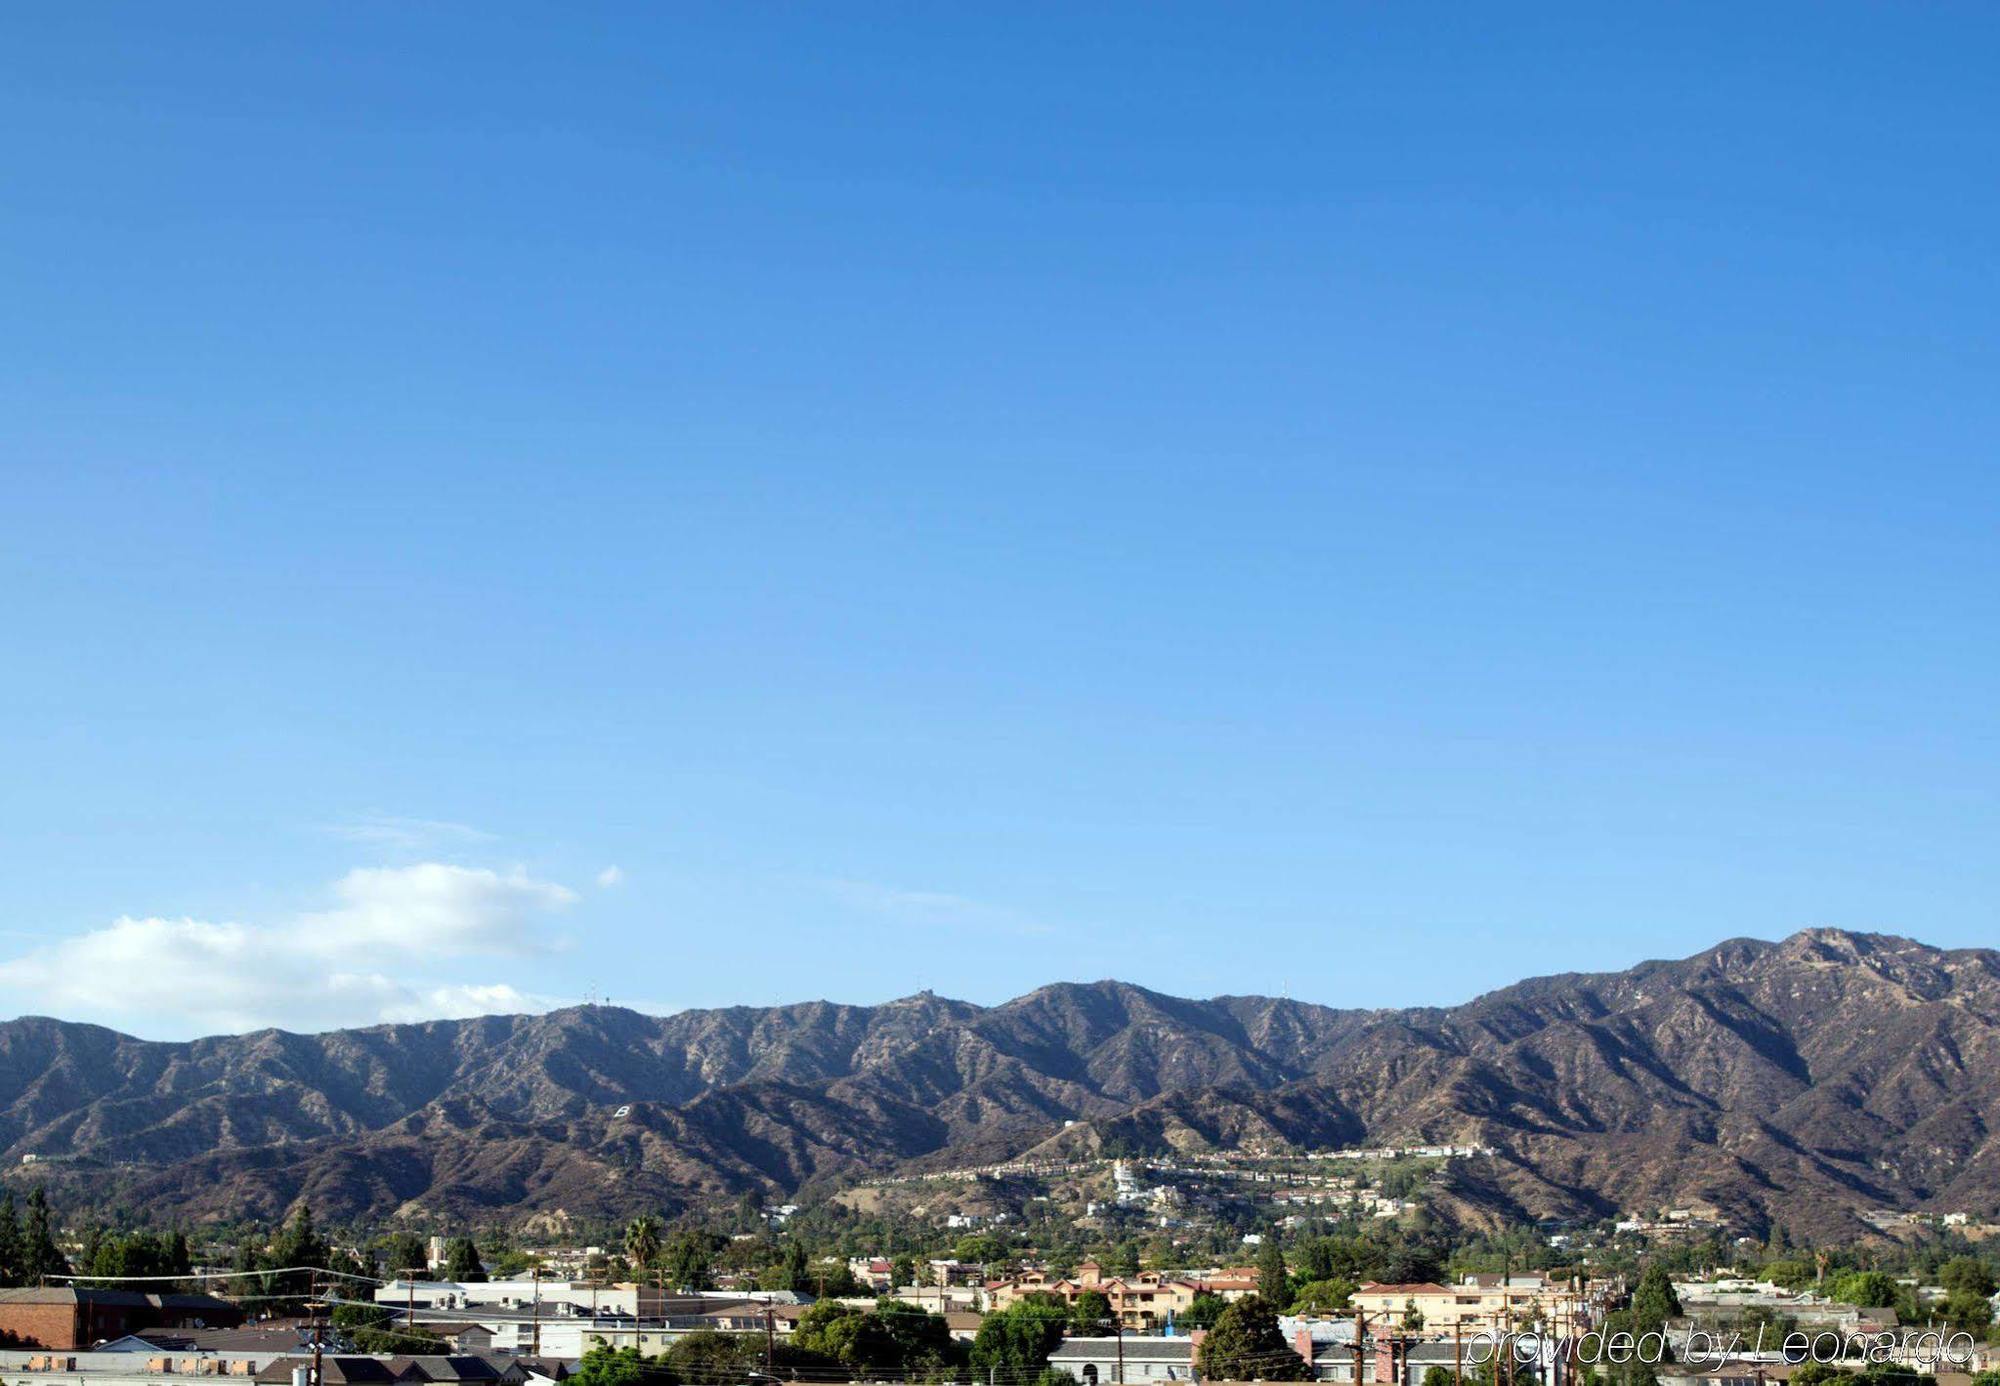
[392,982,550,1022]
[596,866,624,889]
[0,863,577,1037]
[299,863,576,958]
[321,814,496,853]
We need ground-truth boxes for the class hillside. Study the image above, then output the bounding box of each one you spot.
[4,929,1998,1237]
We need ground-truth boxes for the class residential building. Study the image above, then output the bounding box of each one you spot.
[1194,1268,1263,1302]
[373,1281,638,1320]
[987,1266,1202,1331]
[1048,1337,1199,1383]
[847,1258,896,1291]
[1350,1274,1592,1333]
[1348,1283,1453,1329]
[406,1298,805,1358]
[887,1285,986,1315]
[927,1259,985,1287]
[1282,1315,1360,1382]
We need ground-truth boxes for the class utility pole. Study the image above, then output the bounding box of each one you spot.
[764,1302,776,1374]
[309,1274,325,1386]
[405,1268,419,1344]
[531,1267,542,1358]
[1455,1321,1463,1386]
[652,1262,666,1356]
[1115,1313,1126,1386]
[1354,1310,1368,1386]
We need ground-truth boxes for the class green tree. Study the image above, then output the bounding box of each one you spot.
[892,1254,919,1288]
[875,1299,965,1382]
[1832,1271,1897,1309]
[1196,1296,1309,1381]
[664,1329,759,1384]
[1941,1259,1998,1299]
[166,1228,192,1279]
[87,1230,187,1286]
[794,1302,897,1375]
[1423,1369,1456,1386]
[1180,1291,1227,1330]
[275,1204,328,1268]
[1288,1280,1355,1315]
[569,1345,674,1386]
[1070,1289,1113,1332]
[624,1216,663,1274]
[969,1299,1069,1381]
[792,1299,961,1381]
[0,1193,23,1287]
[1764,1259,1816,1291]
[807,1259,863,1297]
[1594,1308,1662,1386]
[24,1188,69,1285]
[1377,1245,1444,1286]
[1258,1239,1290,1308]
[1942,1290,1993,1336]
[1787,1363,1848,1386]
[242,1204,329,1314]
[381,1231,430,1279]
[330,1301,390,1332]
[665,1229,719,1292]
[1298,1240,1338,1284]
[444,1236,486,1283]
[956,1234,1007,1266]
[489,1249,542,1278]
[776,1238,809,1292]
[1631,1265,1683,1329]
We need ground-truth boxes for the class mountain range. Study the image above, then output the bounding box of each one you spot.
[3,927,1998,1239]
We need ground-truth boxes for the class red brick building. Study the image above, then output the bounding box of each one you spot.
[0,1288,244,1349]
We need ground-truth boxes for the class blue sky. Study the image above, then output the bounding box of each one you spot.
[3,5,1996,1037]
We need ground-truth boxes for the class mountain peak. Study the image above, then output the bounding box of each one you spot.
[1778,925,1882,954]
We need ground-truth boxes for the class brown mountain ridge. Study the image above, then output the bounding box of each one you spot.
[3,929,1998,1238]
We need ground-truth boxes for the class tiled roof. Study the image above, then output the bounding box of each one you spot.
[1356,1283,1453,1296]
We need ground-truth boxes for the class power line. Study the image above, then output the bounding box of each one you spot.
[51,1265,393,1285]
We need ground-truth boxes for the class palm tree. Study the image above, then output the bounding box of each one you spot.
[624,1214,662,1272]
